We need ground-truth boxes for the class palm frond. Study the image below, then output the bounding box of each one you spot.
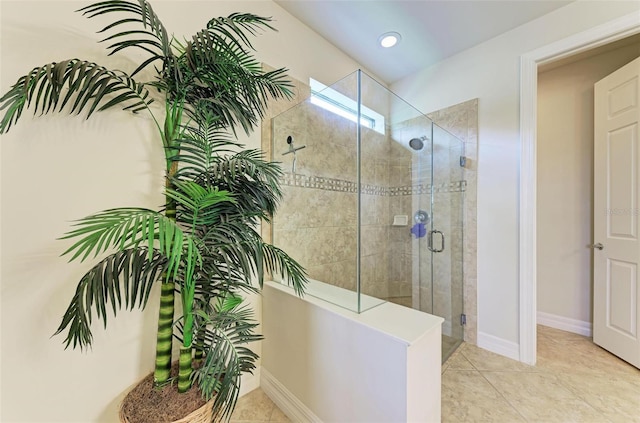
[214,292,243,313]
[194,257,259,297]
[0,60,153,133]
[200,220,262,276]
[184,54,294,135]
[78,0,172,76]
[198,212,306,294]
[163,14,294,135]
[198,150,284,220]
[53,247,166,350]
[260,242,307,296]
[59,207,198,282]
[167,180,234,226]
[191,305,262,422]
[205,13,276,52]
[169,112,242,179]
[199,221,307,294]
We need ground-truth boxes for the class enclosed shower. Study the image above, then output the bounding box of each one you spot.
[269,70,465,361]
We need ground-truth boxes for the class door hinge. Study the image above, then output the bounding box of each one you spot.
[460,313,467,326]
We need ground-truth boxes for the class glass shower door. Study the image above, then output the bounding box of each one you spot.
[430,124,465,361]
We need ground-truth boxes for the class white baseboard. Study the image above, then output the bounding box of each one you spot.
[239,368,261,398]
[260,368,322,423]
[477,331,520,361]
[537,311,592,337]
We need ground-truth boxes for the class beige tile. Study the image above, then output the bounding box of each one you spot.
[230,388,276,422]
[445,349,475,370]
[460,343,539,373]
[537,329,640,377]
[482,371,607,422]
[538,324,592,343]
[269,405,292,422]
[556,371,640,422]
[441,370,525,423]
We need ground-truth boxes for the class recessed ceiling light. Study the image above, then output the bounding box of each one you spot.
[378,31,401,48]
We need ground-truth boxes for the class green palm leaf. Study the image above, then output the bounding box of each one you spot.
[79,0,172,77]
[205,13,276,52]
[260,242,306,296]
[0,60,153,134]
[54,247,166,350]
[59,207,197,281]
[171,15,294,134]
[166,180,235,229]
[203,150,284,220]
[193,264,256,297]
[185,58,293,135]
[191,305,262,422]
[170,114,242,180]
[199,221,307,295]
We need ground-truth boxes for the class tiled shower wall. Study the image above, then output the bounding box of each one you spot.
[268,99,412,301]
[271,100,360,293]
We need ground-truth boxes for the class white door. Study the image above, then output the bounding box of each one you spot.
[593,56,640,369]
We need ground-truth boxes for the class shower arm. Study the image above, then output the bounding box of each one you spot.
[282,139,306,173]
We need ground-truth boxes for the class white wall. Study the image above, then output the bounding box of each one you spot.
[262,282,443,423]
[392,0,640,351]
[537,42,640,328]
[0,2,370,422]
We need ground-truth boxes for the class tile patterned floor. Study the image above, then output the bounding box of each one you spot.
[232,325,640,422]
[442,325,640,423]
[230,387,291,423]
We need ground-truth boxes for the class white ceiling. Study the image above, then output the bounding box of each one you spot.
[275,0,574,83]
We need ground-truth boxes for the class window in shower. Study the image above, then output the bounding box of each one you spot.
[309,78,385,134]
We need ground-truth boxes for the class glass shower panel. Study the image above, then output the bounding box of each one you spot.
[385,95,435,311]
[431,124,465,361]
[271,71,387,313]
[270,69,466,362]
[357,72,427,312]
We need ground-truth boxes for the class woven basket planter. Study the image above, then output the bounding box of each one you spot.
[119,397,213,423]
[118,362,214,423]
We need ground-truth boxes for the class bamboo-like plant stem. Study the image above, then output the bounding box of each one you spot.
[154,112,180,386]
[153,279,175,385]
[178,347,192,393]
[178,300,194,392]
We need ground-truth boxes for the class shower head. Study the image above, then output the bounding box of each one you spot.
[409,136,427,151]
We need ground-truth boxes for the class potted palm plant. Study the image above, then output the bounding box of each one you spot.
[0,1,306,421]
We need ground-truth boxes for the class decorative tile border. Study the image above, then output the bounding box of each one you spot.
[281,172,358,192]
[388,181,466,196]
[280,172,466,195]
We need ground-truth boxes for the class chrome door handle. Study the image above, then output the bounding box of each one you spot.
[428,230,445,253]
[591,243,604,250]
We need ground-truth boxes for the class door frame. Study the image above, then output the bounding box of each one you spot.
[519,11,640,365]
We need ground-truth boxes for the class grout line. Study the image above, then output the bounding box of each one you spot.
[550,371,616,423]
[459,344,531,421]
[476,369,531,422]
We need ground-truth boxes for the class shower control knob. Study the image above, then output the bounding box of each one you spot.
[591,243,604,250]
